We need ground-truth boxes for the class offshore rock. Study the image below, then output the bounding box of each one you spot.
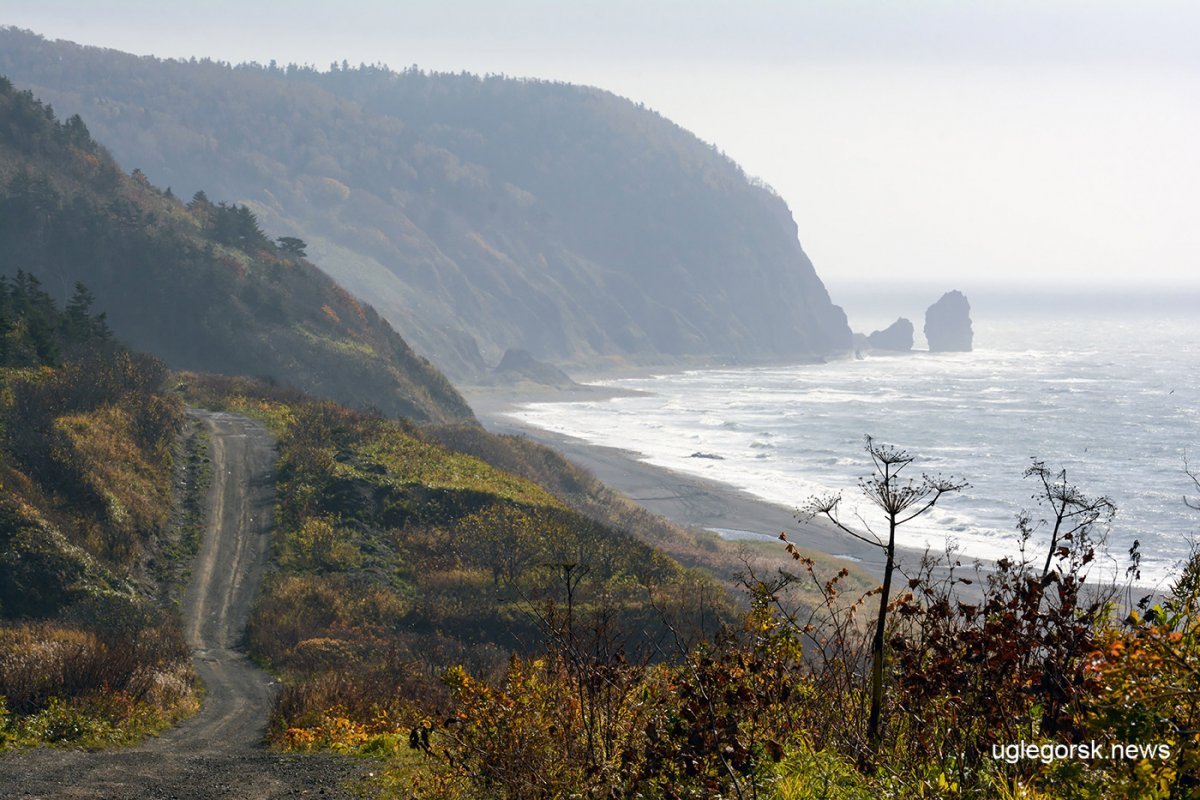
[866,318,914,351]
[924,291,973,352]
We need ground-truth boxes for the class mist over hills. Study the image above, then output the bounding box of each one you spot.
[0,76,472,423]
[0,28,853,378]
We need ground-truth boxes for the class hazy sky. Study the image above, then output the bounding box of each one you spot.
[4,1,1198,291]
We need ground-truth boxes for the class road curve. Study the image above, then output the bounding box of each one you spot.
[0,410,370,799]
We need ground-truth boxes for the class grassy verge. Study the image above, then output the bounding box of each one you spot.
[150,416,212,603]
[0,609,199,750]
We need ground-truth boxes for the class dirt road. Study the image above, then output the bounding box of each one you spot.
[0,411,372,799]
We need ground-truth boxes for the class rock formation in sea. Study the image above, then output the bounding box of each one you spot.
[866,318,914,351]
[924,291,973,352]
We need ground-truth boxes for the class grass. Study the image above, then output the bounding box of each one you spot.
[0,684,200,750]
[0,618,200,750]
[348,425,560,507]
[294,324,378,358]
[421,422,879,605]
[54,406,174,551]
[0,317,196,748]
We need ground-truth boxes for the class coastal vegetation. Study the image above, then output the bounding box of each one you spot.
[0,51,1197,800]
[0,274,199,747]
[361,447,1200,799]
[8,290,1195,793]
[796,437,970,763]
[178,373,731,758]
[175,370,1200,798]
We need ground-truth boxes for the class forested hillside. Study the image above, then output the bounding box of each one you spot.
[0,28,853,378]
[0,76,471,422]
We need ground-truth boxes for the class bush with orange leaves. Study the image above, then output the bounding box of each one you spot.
[280,704,408,755]
[435,657,616,797]
[1062,554,1200,799]
[409,590,807,800]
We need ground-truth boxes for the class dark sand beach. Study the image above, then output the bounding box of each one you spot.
[469,384,1144,606]
[467,384,939,580]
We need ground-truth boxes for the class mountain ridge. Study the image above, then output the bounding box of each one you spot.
[0,28,853,378]
[0,74,472,423]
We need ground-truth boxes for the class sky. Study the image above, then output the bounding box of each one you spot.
[3,1,1199,294]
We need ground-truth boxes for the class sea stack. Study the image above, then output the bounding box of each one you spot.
[866,318,914,351]
[924,291,973,352]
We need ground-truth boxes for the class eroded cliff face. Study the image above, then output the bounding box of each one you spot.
[924,291,973,352]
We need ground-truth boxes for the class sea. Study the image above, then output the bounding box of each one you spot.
[505,286,1200,588]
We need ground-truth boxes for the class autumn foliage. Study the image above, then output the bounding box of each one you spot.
[0,273,200,747]
[175,377,728,767]
[372,448,1200,799]
[185,365,1200,798]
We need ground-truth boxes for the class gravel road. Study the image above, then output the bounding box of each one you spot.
[0,411,375,799]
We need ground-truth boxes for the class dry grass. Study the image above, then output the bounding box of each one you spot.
[0,617,199,748]
[54,406,174,544]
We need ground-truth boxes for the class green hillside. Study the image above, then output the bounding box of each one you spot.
[0,275,200,746]
[177,373,732,751]
[0,28,853,378]
[0,75,471,423]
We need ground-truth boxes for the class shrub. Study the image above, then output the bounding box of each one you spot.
[1077,553,1200,797]
[0,610,197,748]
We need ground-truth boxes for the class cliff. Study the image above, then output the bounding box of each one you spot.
[0,28,852,378]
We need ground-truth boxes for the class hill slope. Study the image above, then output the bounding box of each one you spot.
[0,75,471,423]
[0,28,852,378]
[0,275,205,747]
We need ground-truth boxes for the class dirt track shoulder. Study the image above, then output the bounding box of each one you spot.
[0,410,374,799]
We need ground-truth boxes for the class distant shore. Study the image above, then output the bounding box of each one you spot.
[465,380,937,580]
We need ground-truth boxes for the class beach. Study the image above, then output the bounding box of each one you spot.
[467,384,938,581]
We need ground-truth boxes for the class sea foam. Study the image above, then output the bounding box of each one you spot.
[507,309,1200,588]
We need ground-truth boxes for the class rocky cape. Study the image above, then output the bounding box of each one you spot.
[0,28,854,379]
[866,318,914,351]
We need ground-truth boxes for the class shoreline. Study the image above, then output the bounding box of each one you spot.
[466,383,936,580]
[465,379,1163,601]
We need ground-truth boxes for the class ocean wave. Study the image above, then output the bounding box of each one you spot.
[504,318,1200,587]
